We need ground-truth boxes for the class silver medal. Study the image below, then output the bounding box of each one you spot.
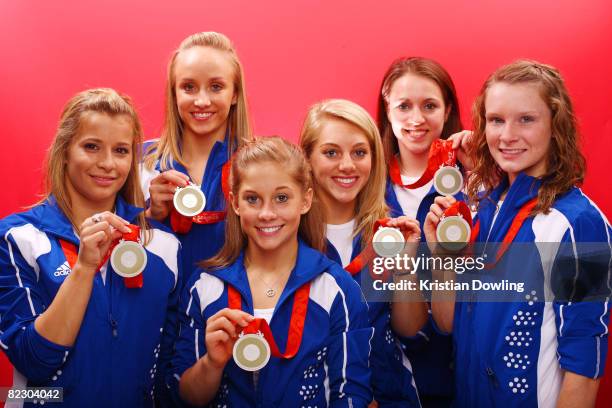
[233,333,271,371]
[173,184,206,217]
[372,227,405,258]
[433,166,463,196]
[110,240,147,278]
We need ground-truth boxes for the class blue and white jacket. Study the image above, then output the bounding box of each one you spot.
[386,179,457,403]
[141,137,230,283]
[327,235,421,407]
[454,173,611,407]
[0,197,181,408]
[171,240,373,407]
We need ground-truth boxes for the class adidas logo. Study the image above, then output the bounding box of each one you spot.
[54,261,72,277]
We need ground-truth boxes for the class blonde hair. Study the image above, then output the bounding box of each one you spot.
[144,31,252,170]
[300,99,388,248]
[467,59,585,214]
[41,88,149,239]
[200,136,325,269]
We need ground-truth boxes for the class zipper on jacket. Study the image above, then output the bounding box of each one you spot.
[109,313,118,337]
[485,366,499,388]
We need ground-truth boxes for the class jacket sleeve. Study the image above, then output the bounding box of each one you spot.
[0,226,71,383]
[166,273,207,406]
[553,212,611,378]
[326,271,373,408]
[155,245,183,407]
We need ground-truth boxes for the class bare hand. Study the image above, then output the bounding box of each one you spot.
[147,170,190,221]
[76,212,131,274]
[205,308,254,370]
[386,216,421,243]
[424,196,457,254]
[448,130,474,171]
[387,216,421,259]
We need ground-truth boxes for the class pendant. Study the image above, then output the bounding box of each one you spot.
[265,288,276,297]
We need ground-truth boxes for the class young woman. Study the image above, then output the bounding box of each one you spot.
[0,88,181,407]
[424,60,611,407]
[171,136,373,407]
[300,99,426,407]
[377,57,470,407]
[142,31,252,282]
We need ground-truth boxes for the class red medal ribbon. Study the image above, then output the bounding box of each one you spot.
[170,161,231,234]
[389,139,457,189]
[59,224,144,288]
[472,198,538,267]
[345,218,393,282]
[441,201,473,225]
[227,283,310,359]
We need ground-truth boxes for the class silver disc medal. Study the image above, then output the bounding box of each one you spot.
[173,185,206,217]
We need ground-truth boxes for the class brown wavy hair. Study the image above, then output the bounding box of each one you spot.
[377,57,463,164]
[200,136,325,269]
[300,99,388,250]
[41,88,149,241]
[144,31,252,170]
[467,60,585,214]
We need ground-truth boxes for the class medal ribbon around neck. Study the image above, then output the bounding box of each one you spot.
[170,160,231,234]
[227,283,310,360]
[471,198,538,268]
[389,139,457,189]
[59,224,145,288]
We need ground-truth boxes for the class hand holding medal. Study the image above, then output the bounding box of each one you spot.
[169,161,231,233]
[204,308,255,370]
[372,217,421,258]
[147,169,190,221]
[389,139,464,195]
[424,196,473,254]
[63,212,148,288]
[75,211,132,274]
[228,284,310,372]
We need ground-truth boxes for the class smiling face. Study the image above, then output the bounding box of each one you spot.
[231,161,313,255]
[65,112,134,210]
[485,82,552,184]
[308,118,372,218]
[173,46,237,141]
[386,73,450,157]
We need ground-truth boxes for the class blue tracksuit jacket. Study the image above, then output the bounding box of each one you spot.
[0,196,181,407]
[454,173,611,407]
[326,235,421,407]
[171,240,374,407]
[141,137,230,284]
[386,178,457,404]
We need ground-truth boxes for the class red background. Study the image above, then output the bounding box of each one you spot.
[1,0,611,405]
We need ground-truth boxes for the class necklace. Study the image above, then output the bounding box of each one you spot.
[247,266,289,298]
[252,274,281,297]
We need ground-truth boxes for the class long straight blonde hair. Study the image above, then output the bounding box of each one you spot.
[41,88,149,239]
[300,99,388,249]
[144,32,252,170]
[200,136,325,270]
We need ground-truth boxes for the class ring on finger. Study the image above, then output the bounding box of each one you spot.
[91,213,102,224]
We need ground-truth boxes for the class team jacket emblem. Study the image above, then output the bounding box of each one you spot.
[54,261,71,277]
